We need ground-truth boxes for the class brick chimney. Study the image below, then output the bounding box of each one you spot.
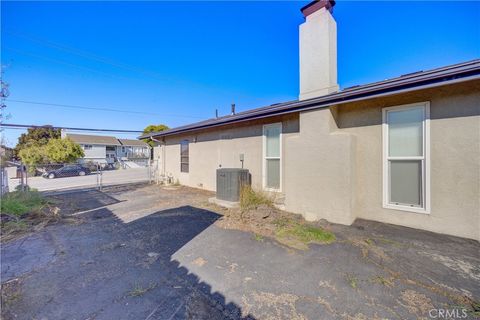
[299,0,339,100]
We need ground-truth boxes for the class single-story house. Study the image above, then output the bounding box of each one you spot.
[64,133,150,166]
[141,0,480,241]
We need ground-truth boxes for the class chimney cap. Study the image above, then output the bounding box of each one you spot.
[301,0,335,17]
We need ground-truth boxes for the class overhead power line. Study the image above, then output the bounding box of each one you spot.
[1,123,143,133]
[4,46,132,81]
[5,30,169,81]
[7,99,204,119]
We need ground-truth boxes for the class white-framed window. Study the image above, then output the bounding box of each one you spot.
[83,144,92,150]
[382,102,430,214]
[122,147,125,152]
[263,123,282,191]
[180,140,189,173]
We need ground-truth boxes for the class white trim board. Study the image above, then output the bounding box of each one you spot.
[382,101,431,214]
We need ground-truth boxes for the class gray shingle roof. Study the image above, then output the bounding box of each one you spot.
[118,139,149,147]
[140,59,480,139]
[66,134,121,146]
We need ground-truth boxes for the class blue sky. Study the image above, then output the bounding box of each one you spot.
[1,1,479,147]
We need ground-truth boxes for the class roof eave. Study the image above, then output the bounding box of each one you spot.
[139,60,480,139]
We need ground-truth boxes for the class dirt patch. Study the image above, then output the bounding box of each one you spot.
[242,291,306,320]
[345,237,391,262]
[341,312,384,320]
[1,278,23,319]
[399,289,434,316]
[1,204,81,243]
[418,251,480,281]
[192,257,207,267]
[371,275,395,288]
[214,204,335,250]
[317,297,336,314]
[318,280,338,295]
[228,262,238,274]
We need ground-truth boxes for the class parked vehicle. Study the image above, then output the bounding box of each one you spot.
[42,165,91,179]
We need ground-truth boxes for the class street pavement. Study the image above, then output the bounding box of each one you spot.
[8,168,150,192]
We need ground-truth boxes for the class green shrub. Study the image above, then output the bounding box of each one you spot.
[1,190,46,216]
[275,220,336,244]
[1,199,28,216]
[239,186,273,211]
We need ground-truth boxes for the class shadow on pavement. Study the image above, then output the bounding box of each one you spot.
[1,204,255,319]
[46,189,123,215]
[40,181,151,197]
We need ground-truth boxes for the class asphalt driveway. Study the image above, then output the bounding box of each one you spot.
[1,184,479,319]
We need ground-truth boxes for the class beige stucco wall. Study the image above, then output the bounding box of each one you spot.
[159,80,479,240]
[282,108,357,225]
[160,114,299,192]
[332,80,480,241]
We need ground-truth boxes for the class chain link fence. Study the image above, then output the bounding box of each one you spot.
[2,160,156,193]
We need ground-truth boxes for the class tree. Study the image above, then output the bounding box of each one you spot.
[1,78,10,126]
[142,124,169,147]
[14,126,61,158]
[45,138,84,163]
[18,144,48,169]
[18,138,84,172]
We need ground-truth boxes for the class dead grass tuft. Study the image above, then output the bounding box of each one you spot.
[399,289,434,315]
[128,282,157,297]
[1,278,23,319]
[347,237,391,262]
[216,194,335,250]
[345,273,358,289]
[371,275,395,287]
[1,191,77,242]
[239,186,273,212]
[242,291,307,320]
[253,233,265,241]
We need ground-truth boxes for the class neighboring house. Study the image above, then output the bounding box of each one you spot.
[117,139,151,166]
[141,0,479,241]
[0,145,14,162]
[64,133,150,166]
[65,133,122,165]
